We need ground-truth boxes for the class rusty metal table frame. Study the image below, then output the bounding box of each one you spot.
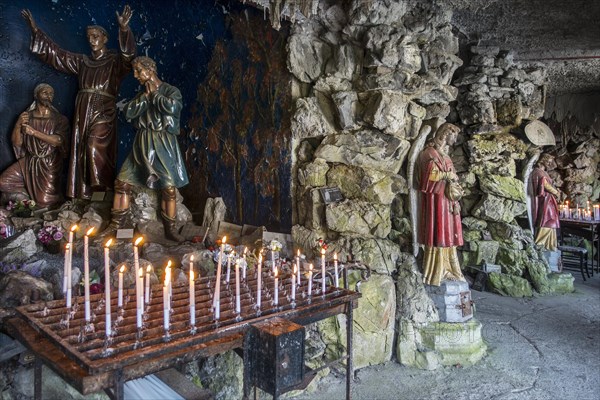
[7,266,361,400]
[560,219,600,274]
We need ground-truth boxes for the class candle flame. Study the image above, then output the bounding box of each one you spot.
[85,227,95,236]
[134,236,143,246]
[334,252,337,260]
[190,254,194,262]
[65,243,70,250]
[321,248,325,255]
[139,268,144,278]
[297,249,300,256]
[167,260,172,268]
[105,238,113,248]
[244,247,248,254]
[222,236,227,244]
[120,265,126,273]
[293,264,297,274]
[309,263,313,271]
[274,267,278,277]
[70,225,78,232]
[146,265,152,273]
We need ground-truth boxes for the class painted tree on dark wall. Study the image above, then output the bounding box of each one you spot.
[185,8,292,232]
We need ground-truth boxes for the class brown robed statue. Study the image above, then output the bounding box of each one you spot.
[0,84,69,209]
[22,6,136,200]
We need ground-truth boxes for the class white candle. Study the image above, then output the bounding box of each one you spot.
[296,249,301,285]
[104,239,113,337]
[321,248,326,295]
[63,243,70,295]
[83,227,94,322]
[190,255,195,326]
[165,260,172,306]
[274,267,279,306]
[271,249,276,273]
[291,264,296,303]
[213,237,225,311]
[594,205,600,221]
[242,247,248,279]
[163,284,169,331]
[164,260,172,327]
[235,259,240,314]
[137,268,144,329]
[308,263,313,297]
[257,254,262,309]
[334,252,339,288]
[226,252,232,284]
[118,265,125,308]
[133,237,143,314]
[66,242,73,308]
[145,265,151,304]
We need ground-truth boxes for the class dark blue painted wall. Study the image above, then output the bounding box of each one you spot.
[0,0,292,231]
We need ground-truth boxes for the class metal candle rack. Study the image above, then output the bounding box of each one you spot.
[14,263,362,380]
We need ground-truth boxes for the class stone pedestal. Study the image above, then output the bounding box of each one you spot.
[543,250,561,272]
[426,280,473,323]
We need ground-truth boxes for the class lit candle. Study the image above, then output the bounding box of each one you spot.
[145,265,151,304]
[118,265,125,308]
[308,263,313,297]
[137,268,144,329]
[165,260,172,305]
[64,225,77,297]
[566,200,570,219]
[235,259,240,314]
[334,252,339,288]
[242,247,248,280]
[274,267,279,306]
[63,243,70,296]
[83,227,94,322]
[163,276,169,331]
[321,248,326,295]
[213,237,226,312]
[256,254,262,309]
[66,242,73,308]
[104,239,113,337]
[291,264,296,303]
[133,237,143,314]
[296,249,301,285]
[190,255,195,327]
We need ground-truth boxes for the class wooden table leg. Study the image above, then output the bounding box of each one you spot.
[34,357,42,400]
[114,369,124,400]
[346,303,354,400]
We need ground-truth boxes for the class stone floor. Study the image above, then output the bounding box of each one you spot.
[296,271,600,400]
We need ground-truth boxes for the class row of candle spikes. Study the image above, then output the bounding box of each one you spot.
[61,231,342,340]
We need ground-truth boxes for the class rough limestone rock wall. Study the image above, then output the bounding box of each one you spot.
[288,0,461,370]
[454,45,573,296]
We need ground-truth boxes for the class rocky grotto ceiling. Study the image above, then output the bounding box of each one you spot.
[243,0,600,95]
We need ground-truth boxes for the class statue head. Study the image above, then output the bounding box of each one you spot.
[86,25,108,53]
[31,83,55,109]
[132,56,157,85]
[434,123,460,147]
[132,56,157,72]
[536,153,555,170]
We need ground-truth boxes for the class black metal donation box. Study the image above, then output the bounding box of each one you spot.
[245,317,305,396]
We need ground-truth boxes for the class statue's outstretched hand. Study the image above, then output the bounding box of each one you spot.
[116,5,132,30]
[22,9,37,32]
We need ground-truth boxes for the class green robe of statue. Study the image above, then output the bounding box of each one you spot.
[117,83,189,189]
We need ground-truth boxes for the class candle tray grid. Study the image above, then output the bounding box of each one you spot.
[15,270,360,375]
